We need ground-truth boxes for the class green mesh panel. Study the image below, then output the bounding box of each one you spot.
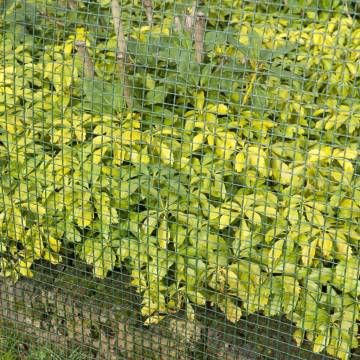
[0,1,360,359]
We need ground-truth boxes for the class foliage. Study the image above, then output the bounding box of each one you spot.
[0,1,360,359]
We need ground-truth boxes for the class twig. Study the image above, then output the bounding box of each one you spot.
[343,1,352,20]
[242,71,257,107]
[143,0,153,26]
[214,57,225,74]
[174,16,182,32]
[68,0,77,10]
[184,1,197,31]
[75,41,94,78]
[111,0,133,109]
[194,11,205,63]
[184,16,192,31]
[190,1,197,22]
[111,0,127,63]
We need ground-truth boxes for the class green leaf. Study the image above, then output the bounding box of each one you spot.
[64,224,82,243]
[334,258,360,294]
[200,63,214,87]
[178,57,201,87]
[204,31,228,51]
[251,85,268,110]
[260,45,297,61]
[146,85,166,105]
[127,34,174,66]
[267,67,302,81]
[248,30,262,61]
[83,78,124,114]
[93,246,115,279]
[207,70,235,94]
[227,35,251,57]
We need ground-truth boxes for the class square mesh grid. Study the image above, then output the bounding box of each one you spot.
[0,1,360,359]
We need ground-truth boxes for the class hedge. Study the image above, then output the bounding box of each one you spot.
[0,1,359,359]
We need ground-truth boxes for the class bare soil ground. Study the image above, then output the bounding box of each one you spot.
[0,262,358,360]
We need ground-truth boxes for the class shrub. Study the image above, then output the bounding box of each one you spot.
[0,1,359,359]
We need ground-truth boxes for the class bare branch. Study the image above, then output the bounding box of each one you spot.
[174,16,182,32]
[184,16,192,31]
[143,0,153,26]
[214,57,225,74]
[190,1,197,22]
[111,0,127,60]
[242,72,257,107]
[194,12,205,63]
[111,0,133,109]
[343,1,352,20]
[75,41,94,78]
[184,1,196,31]
[68,0,77,10]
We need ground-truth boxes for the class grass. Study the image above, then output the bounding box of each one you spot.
[0,326,90,360]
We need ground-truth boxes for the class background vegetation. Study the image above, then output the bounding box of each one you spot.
[0,0,360,359]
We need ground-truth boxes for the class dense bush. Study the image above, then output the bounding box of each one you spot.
[0,1,359,358]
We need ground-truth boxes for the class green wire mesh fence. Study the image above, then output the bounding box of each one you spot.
[0,0,360,359]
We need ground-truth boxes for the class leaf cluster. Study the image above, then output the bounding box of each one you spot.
[1,1,360,359]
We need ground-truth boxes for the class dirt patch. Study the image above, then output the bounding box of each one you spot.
[1,263,358,360]
[0,263,203,360]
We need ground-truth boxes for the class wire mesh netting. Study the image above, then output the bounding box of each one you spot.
[0,0,360,359]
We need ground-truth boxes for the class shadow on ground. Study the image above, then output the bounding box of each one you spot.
[0,262,358,360]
